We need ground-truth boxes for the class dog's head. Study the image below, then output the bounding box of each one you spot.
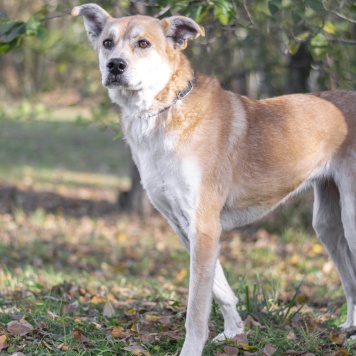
[72,3,204,98]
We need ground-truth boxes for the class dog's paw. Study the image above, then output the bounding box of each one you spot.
[339,321,350,329]
[212,328,244,343]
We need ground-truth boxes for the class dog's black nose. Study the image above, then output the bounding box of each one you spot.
[107,58,127,75]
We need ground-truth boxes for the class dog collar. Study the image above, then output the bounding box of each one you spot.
[147,76,195,118]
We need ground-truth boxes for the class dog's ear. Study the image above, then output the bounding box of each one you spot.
[161,16,205,49]
[72,3,111,48]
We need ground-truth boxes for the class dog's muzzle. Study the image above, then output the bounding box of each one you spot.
[105,58,127,86]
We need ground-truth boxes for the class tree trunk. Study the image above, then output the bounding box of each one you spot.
[117,161,155,217]
[286,43,313,94]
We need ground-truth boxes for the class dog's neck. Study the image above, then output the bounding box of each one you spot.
[109,54,194,120]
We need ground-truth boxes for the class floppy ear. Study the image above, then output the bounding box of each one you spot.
[72,3,111,48]
[161,16,205,49]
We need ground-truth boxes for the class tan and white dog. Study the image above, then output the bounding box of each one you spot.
[72,3,356,355]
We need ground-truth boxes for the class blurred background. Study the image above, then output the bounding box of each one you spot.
[1,0,355,215]
[0,1,355,354]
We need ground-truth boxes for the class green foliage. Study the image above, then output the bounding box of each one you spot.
[0,12,46,53]
[1,0,355,99]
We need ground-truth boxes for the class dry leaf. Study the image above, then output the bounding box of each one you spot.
[231,332,248,344]
[159,316,171,325]
[0,335,7,351]
[57,343,69,351]
[62,300,79,315]
[110,326,130,339]
[41,340,53,351]
[122,344,148,354]
[131,323,139,332]
[330,331,345,345]
[336,348,350,356]
[47,310,59,319]
[175,268,187,282]
[237,343,257,352]
[35,321,49,330]
[284,350,305,355]
[263,343,277,356]
[224,345,239,355]
[245,315,261,327]
[286,331,297,340]
[311,243,323,254]
[90,296,106,304]
[7,318,34,336]
[126,308,137,316]
[103,300,115,317]
[145,314,159,322]
[10,353,26,356]
[296,294,307,304]
[140,333,157,343]
[73,328,90,343]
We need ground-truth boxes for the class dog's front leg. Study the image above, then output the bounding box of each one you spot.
[180,212,221,355]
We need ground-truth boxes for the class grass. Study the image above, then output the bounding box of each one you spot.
[0,106,354,355]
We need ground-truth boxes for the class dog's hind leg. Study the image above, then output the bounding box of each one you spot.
[212,259,244,341]
[313,179,356,328]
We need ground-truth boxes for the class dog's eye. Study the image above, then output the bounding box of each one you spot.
[103,39,113,49]
[138,40,150,49]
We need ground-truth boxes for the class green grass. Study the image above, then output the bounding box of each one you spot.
[0,110,354,355]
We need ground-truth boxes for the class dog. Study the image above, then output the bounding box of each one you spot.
[72,4,356,355]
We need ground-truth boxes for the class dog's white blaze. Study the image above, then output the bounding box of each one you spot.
[105,51,171,115]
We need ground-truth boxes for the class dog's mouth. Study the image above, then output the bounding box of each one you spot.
[104,74,128,88]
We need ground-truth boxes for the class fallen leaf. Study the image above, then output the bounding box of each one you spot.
[330,331,345,345]
[296,294,307,304]
[10,353,26,356]
[122,344,148,354]
[175,268,187,282]
[57,343,69,351]
[126,308,137,316]
[73,328,90,343]
[47,310,59,319]
[145,314,159,322]
[284,350,305,355]
[41,340,53,351]
[90,296,106,304]
[0,335,7,351]
[7,318,34,336]
[62,300,79,315]
[286,331,297,340]
[231,332,248,344]
[224,345,239,355]
[110,326,130,339]
[140,333,157,343]
[103,300,115,317]
[263,343,277,356]
[91,322,102,329]
[237,343,257,352]
[131,323,139,332]
[159,316,171,325]
[311,243,323,254]
[245,315,261,327]
[336,348,350,356]
[35,321,49,330]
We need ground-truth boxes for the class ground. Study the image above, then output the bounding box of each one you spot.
[0,104,355,355]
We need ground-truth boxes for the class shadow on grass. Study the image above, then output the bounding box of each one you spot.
[0,183,119,217]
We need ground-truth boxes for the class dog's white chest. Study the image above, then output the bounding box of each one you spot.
[125,118,201,234]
